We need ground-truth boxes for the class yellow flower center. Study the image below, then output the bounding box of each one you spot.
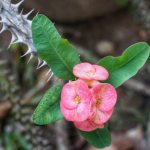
[75,95,81,104]
[95,99,101,108]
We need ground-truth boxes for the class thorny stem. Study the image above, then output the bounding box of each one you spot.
[0,0,47,68]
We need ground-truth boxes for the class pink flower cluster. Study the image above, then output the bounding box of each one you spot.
[60,63,117,131]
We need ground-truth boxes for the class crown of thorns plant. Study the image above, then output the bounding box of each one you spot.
[1,0,150,148]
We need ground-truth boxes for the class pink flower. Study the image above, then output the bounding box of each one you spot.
[73,83,117,131]
[73,62,109,81]
[60,79,92,122]
[60,62,117,132]
[90,83,117,125]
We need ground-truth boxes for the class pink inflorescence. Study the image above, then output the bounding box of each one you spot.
[60,62,117,131]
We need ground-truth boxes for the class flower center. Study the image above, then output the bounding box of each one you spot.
[95,99,101,108]
[87,71,95,76]
[75,95,81,104]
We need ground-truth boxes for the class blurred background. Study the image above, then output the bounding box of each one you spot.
[0,0,150,150]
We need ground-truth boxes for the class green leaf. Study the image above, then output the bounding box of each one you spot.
[32,85,63,125]
[80,126,111,148]
[97,42,150,88]
[32,14,80,80]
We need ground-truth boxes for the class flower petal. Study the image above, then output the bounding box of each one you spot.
[92,65,109,80]
[91,109,114,124]
[73,62,94,80]
[92,83,117,111]
[74,119,104,131]
[76,79,93,102]
[61,81,78,109]
[60,101,90,122]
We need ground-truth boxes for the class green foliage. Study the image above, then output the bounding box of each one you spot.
[32,85,63,125]
[97,42,150,88]
[32,14,80,80]
[80,126,111,148]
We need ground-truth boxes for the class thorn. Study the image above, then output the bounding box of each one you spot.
[27,47,33,53]
[37,58,42,66]
[21,50,31,57]
[46,69,51,76]
[14,0,24,8]
[11,33,17,43]
[47,73,54,82]
[37,58,44,68]
[35,12,39,17]
[8,33,17,49]
[24,9,34,18]
[37,61,46,69]
[20,9,24,15]
[8,44,11,50]
[27,54,33,64]
[12,40,20,45]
